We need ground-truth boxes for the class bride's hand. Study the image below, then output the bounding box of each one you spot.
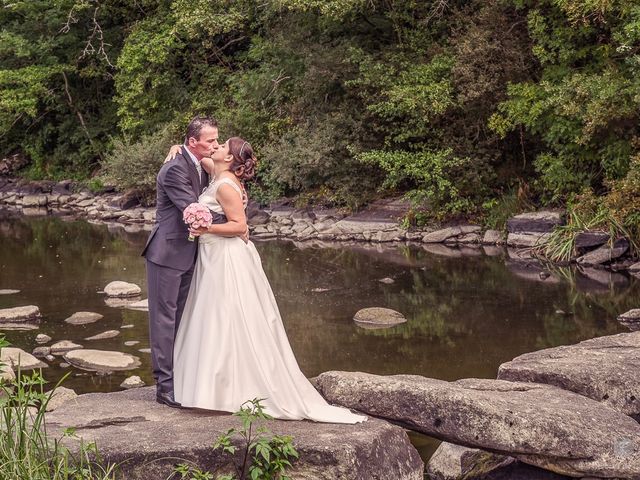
[164,144,182,163]
[240,227,249,244]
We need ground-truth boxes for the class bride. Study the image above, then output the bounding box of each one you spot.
[172,137,366,424]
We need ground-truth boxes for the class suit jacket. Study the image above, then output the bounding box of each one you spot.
[142,151,226,271]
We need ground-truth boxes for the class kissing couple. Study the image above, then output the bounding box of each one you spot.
[142,116,365,423]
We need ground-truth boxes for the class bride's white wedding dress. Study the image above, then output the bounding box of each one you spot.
[173,178,366,423]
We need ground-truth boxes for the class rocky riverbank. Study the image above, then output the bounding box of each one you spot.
[25,329,639,479]
[45,386,423,479]
[1,177,639,274]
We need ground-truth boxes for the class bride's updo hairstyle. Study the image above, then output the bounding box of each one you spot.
[227,137,257,181]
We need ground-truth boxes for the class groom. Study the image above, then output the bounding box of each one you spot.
[142,115,227,407]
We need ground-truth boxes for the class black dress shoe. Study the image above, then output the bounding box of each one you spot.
[156,390,182,408]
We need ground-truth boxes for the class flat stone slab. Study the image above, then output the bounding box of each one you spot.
[423,225,480,243]
[353,307,406,328]
[0,289,20,295]
[506,232,551,248]
[576,238,629,266]
[63,349,141,372]
[84,330,121,341]
[498,331,640,419]
[64,311,104,325]
[618,309,640,331]
[0,347,47,369]
[507,211,564,233]
[0,305,41,322]
[103,281,141,298]
[315,371,640,479]
[45,387,424,480]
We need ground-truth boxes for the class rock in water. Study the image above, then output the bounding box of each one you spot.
[35,334,51,344]
[103,281,141,298]
[0,305,41,322]
[0,289,20,295]
[124,299,148,311]
[0,347,47,370]
[617,309,640,332]
[63,349,141,372]
[120,375,145,389]
[498,331,640,419]
[85,330,120,341]
[427,442,571,480]
[315,371,640,479]
[353,307,406,328]
[65,311,104,325]
[50,340,83,355]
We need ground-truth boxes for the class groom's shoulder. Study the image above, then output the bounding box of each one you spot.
[158,155,187,178]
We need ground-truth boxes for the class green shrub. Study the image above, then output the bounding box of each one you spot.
[358,148,489,222]
[100,125,177,206]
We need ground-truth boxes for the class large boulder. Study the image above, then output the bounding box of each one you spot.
[315,371,640,479]
[45,386,424,480]
[426,442,571,480]
[506,211,564,233]
[497,331,640,419]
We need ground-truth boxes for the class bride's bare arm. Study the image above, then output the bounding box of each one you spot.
[163,144,182,163]
[200,157,214,175]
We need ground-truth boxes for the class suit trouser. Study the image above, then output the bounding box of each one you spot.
[146,259,194,393]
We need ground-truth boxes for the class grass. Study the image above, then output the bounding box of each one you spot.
[0,335,118,480]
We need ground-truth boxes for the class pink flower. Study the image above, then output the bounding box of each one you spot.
[183,202,214,239]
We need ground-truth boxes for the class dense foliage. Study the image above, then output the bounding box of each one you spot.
[1,0,639,230]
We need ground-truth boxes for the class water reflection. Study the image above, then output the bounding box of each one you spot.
[1,212,638,458]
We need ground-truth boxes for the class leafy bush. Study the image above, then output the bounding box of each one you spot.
[358,148,489,222]
[101,126,177,206]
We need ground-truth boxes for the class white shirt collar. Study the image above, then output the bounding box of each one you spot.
[183,145,200,167]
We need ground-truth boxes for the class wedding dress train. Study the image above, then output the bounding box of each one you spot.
[173,178,366,423]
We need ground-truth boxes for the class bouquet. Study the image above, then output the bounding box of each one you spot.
[183,202,213,241]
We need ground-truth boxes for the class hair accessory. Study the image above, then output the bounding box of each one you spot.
[239,141,248,158]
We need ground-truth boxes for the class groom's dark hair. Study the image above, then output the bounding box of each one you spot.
[185,115,218,141]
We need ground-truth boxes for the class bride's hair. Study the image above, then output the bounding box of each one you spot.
[227,137,257,181]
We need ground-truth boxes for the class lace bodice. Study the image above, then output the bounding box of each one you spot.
[198,177,247,214]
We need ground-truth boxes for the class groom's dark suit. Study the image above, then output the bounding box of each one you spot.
[142,150,225,396]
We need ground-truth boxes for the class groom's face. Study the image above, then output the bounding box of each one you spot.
[188,126,219,160]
